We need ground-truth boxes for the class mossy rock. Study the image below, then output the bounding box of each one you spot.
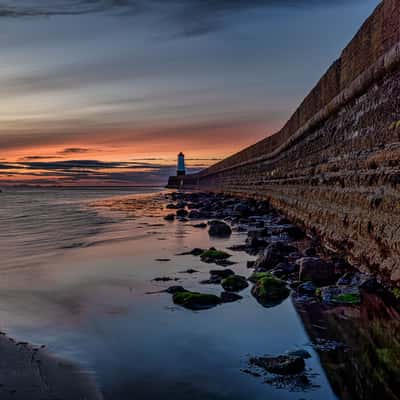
[250,273,290,307]
[221,275,249,292]
[331,293,361,305]
[200,248,231,263]
[248,271,271,283]
[391,287,400,300]
[172,290,221,310]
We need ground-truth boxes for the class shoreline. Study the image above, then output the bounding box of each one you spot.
[0,331,102,400]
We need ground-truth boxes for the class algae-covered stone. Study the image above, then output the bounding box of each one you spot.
[318,285,361,305]
[200,248,231,263]
[250,272,290,307]
[221,275,249,292]
[172,290,221,310]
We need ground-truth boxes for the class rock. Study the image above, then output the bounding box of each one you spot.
[208,221,232,237]
[164,214,175,221]
[247,228,269,239]
[250,355,305,375]
[246,236,269,250]
[176,209,189,218]
[332,257,351,275]
[318,285,361,305]
[172,290,221,310]
[270,267,287,279]
[221,275,249,292]
[193,223,207,229]
[179,248,205,256]
[153,276,177,282]
[336,272,356,286]
[165,285,186,294]
[359,276,381,293]
[200,248,231,263]
[253,242,297,270]
[233,203,251,217]
[201,269,235,285]
[283,225,306,240]
[297,281,317,296]
[188,210,202,219]
[210,269,235,279]
[228,244,248,252]
[297,257,335,285]
[285,349,312,359]
[214,259,236,267]
[276,262,298,274]
[220,292,243,303]
[181,269,198,274]
[166,203,179,209]
[304,247,317,257]
[250,272,290,307]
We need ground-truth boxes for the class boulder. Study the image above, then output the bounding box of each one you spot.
[285,349,312,359]
[188,210,202,219]
[164,214,175,221]
[282,225,306,240]
[297,257,335,284]
[193,223,207,229]
[221,275,249,292]
[250,272,290,307]
[233,203,251,217]
[200,269,235,284]
[172,290,221,310]
[318,285,361,305]
[297,281,317,296]
[303,247,317,257]
[250,355,305,375]
[179,248,205,256]
[208,221,232,238]
[253,242,297,270]
[176,209,189,218]
[200,248,231,263]
[165,285,186,294]
[220,292,243,303]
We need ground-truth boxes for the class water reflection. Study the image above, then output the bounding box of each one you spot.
[295,293,400,400]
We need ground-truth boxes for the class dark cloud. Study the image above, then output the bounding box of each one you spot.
[0,158,203,186]
[20,155,64,161]
[58,147,90,155]
[0,0,363,36]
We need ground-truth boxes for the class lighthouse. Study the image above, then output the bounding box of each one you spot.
[177,152,186,176]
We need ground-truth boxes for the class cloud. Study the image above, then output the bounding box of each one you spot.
[58,147,90,155]
[0,158,204,186]
[0,0,363,36]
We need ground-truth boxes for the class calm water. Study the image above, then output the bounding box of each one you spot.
[0,187,396,400]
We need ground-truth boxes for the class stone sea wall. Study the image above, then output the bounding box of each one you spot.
[186,0,400,284]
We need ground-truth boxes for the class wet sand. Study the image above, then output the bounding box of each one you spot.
[0,332,102,400]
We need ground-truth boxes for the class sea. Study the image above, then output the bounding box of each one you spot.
[0,187,397,400]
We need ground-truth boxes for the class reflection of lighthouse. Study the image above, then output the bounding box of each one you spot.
[177,152,186,176]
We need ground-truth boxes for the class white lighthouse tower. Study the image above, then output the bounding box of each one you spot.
[177,152,186,176]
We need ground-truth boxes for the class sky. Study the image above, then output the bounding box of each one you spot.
[0,0,380,186]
